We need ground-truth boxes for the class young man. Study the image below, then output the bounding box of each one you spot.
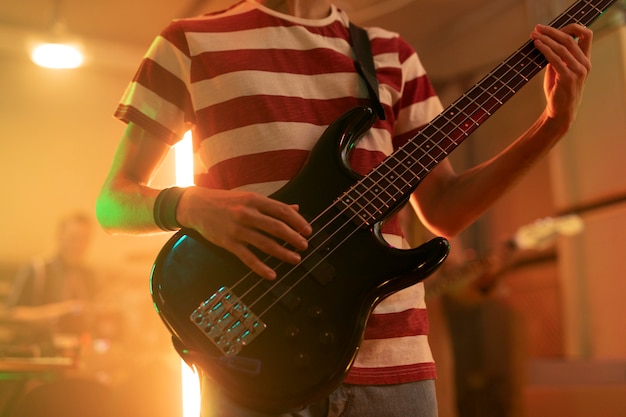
[96,1,592,415]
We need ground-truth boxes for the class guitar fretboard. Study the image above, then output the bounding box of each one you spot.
[338,0,617,227]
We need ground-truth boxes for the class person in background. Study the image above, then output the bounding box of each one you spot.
[95,0,593,416]
[5,212,98,357]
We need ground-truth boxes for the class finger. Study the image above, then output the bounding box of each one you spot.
[227,228,303,280]
[532,27,590,77]
[269,202,313,237]
[533,24,592,70]
[533,37,574,75]
[254,201,312,247]
[242,214,308,254]
[210,227,289,281]
[537,40,589,82]
[533,23,589,45]
[226,241,278,280]
[243,228,303,265]
[559,23,593,58]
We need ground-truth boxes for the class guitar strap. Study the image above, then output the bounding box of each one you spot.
[349,22,386,120]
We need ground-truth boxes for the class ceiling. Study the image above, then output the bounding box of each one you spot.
[0,0,623,83]
[0,0,502,47]
[0,0,531,78]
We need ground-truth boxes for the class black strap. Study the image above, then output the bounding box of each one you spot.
[349,22,386,120]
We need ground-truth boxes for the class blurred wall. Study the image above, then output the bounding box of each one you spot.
[0,47,174,276]
[0,3,625,416]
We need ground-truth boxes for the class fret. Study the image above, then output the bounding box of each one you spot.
[354,177,392,201]
[481,78,516,103]
[335,0,616,229]
[350,178,393,213]
[399,151,421,173]
[455,94,492,128]
[402,140,437,169]
[504,61,530,83]
[554,0,611,28]
[429,116,461,150]
[516,44,545,72]
[336,194,370,225]
[560,4,598,27]
[443,106,480,136]
[402,139,447,175]
[394,153,427,187]
[377,158,414,194]
[422,137,449,158]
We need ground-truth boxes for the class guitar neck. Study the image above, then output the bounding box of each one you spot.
[340,0,617,227]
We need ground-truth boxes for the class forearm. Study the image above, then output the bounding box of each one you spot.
[96,123,172,234]
[95,177,162,234]
[415,23,591,238]
[414,109,568,238]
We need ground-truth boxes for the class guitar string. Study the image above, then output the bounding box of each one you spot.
[219,0,580,314]
[207,0,609,324]
[208,188,369,323]
[243,43,546,318]
[231,0,601,313]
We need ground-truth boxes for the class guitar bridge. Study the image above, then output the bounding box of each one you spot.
[190,287,266,357]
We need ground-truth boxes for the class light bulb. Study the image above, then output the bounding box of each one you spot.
[31,42,84,69]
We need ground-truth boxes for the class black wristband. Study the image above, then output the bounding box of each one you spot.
[153,187,186,231]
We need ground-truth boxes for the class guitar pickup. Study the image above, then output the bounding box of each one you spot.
[301,251,336,286]
[259,281,301,312]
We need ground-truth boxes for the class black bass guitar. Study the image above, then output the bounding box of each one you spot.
[150,0,616,412]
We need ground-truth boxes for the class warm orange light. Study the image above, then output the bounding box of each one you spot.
[31,42,84,69]
[182,361,201,417]
[175,131,194,186]
[175,132,200,416]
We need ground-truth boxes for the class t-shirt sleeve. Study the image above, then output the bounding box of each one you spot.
[114,20,196,145]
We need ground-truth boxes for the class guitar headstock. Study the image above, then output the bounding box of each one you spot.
[512,214,584,250]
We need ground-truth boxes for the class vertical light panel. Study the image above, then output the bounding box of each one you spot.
[181,362,201,417]
[174,131,201,416]
[175,131,194,187]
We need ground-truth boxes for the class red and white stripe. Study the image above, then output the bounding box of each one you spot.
[116,0,443,385]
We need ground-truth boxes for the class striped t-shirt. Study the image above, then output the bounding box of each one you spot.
[115,0,444,385]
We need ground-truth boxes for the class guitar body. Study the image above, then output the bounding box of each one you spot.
[151,106,450,412]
